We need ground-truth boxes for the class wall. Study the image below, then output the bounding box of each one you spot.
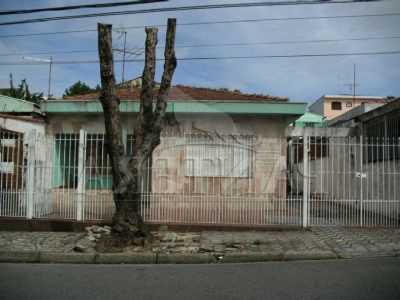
[0,116,45,135]
[45,113,293,137]
[44,112,295,208]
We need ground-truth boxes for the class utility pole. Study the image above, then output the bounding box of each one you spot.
[122,31,127,83]
[48,56,53,99]
[113,29,128,83]
[9,73,15,97]
[9,73,14,90]
[352,63,356,107]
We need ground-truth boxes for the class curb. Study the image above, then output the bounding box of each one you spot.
[39,252,96,264]
[0,251,39,263]
[0,250,395,264]
[219,252,284,263]
[95,253,155,264]
[157,253,214,264]
[283,250,338,261]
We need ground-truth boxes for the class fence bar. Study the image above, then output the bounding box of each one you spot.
[360,135,364,227]
[25,130,36,219]
[302,135,309,228]
[76,129,86,221]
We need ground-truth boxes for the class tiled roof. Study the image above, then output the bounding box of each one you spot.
[64,85,288,102]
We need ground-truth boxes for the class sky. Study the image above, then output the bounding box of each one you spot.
[0,0,399,103]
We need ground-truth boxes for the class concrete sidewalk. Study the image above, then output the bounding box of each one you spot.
[0,228,399,264]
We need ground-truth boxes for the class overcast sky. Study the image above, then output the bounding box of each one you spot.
[0,0,399,103]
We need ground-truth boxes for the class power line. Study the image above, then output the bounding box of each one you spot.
[1,12,398,39]
[0,50,399,65]
[175,35,400,48]
[0,0,384,27]
[0,0,168,16]
[1,11,398,39]
[0,49,95,57]
[1,34,400,57]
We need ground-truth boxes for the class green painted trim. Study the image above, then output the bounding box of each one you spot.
[0,95,40,113]
[42,100,307,115]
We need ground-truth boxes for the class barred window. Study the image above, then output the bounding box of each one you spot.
[184,134,254,178]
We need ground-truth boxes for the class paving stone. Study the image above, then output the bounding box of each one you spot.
[0,227,399,262]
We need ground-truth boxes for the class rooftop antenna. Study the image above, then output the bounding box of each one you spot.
[343,64,359,106]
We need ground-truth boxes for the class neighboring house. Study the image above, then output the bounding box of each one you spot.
[355,98,400,139]
[0,94,41,116]
[328,97,400,138]
[1,84,307,224]
[0,94,45,135]
[309,95,389,120]
[0,95,46,218]
[327,103,385,128]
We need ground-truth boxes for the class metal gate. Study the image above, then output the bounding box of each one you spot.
[290,135,400,228]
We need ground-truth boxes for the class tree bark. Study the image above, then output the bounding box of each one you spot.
[97,19,177,241]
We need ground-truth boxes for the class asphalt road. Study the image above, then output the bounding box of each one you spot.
[1,258,400,300]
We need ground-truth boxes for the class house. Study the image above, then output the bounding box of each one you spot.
[327,103,385,128]
[1,84,307,225]
[355,98,400,139]
[328,97,400,138]
[309,95,389,120]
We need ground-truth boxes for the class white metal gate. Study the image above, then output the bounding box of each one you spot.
[292,136,400,228]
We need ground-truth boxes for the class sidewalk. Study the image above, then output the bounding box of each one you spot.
[0,227,399,264]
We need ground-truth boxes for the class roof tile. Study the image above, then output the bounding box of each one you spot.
[64,85,288,102]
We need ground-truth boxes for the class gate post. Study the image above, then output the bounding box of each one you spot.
[26,130,36,219]
[76,129,86,221]
[302,134,310,228]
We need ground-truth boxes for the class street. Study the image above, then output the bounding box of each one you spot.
[1,258,400,300]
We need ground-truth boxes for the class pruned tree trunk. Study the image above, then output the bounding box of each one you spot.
[97,19,177,241]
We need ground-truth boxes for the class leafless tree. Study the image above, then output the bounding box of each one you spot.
[97,19,176,241]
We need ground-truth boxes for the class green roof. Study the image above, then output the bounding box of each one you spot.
[0,95,40,113]
[295,112,327,127]
[41,100,307,115]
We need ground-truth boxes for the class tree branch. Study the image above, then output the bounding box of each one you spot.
[98,23,126,208]
[137,27,158,146]
[153,18,177,134]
